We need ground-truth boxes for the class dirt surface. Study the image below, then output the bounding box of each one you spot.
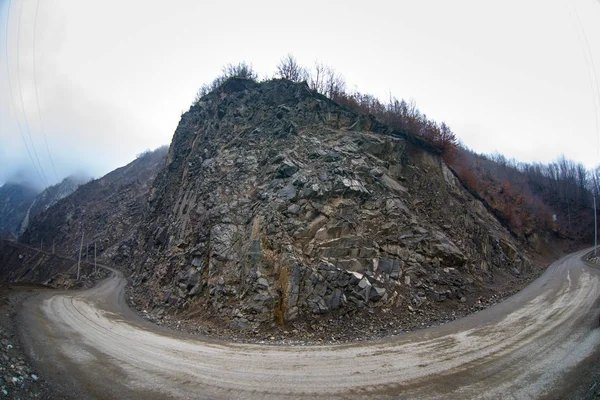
[13,248,600,399]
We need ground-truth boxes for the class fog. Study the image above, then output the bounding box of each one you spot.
[1,0,599,189]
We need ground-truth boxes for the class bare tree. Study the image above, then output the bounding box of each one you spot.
[576,162,588,204]
[309,61,346,99]
[324,66,346,99]
[275,54,308,82]
[592,166,600,197]
[309,61,327,94]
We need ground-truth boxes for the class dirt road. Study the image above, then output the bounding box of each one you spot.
[18,249,600,399]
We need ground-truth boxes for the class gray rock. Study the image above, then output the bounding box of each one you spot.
[370,168,384,177]
[325,289,343,310]
[358,277,372,290]
[276,161,298,178]
[348,272,363,285]
[278,184,297,200]
[257,277,269,288]
[370,287,386,301]
[323,151,340,162]
[308,297,329,314]
[377,258,393,275]
[357,286,371,302]
[287,204,301,214]
[189,282,203,296]
[230,318,252,331]
[191,257,203,267]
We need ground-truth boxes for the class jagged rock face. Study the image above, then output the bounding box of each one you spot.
[19,176,88,235]
[132,78,532,330]
[0,183,40,238]
[20,148,167,265]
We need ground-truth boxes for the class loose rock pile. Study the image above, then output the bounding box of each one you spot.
[0,287,51,399]
[0,328,39,398]
[586,254,600,265]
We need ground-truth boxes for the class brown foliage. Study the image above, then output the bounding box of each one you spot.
[452,148,564,237]
[331,91,458,162]
[274,266,289,326]
[457,164,479,194]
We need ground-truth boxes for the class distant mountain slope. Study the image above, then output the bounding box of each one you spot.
[19,175,89,235]
[0,183,40,238]
[20,147,168,267]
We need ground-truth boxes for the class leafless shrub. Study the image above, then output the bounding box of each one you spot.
[309,61,346,99]
[221,62,258,80]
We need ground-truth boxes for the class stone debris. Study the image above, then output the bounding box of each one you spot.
[586,255,600,265]
[0,286,53,399]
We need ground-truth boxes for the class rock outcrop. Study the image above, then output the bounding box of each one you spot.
[130,78,534,332]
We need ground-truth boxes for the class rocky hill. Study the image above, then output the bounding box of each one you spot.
[128,78,537,336]
[0,183,40,239]
[20,147,167,268]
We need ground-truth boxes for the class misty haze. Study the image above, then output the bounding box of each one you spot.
[1,1,600,399]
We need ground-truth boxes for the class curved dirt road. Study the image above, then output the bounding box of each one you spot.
[18,249,600,399]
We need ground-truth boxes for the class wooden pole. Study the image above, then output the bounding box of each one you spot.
[52,239,55,255]
[94,242,97,273]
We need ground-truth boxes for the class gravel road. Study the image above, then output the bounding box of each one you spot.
[17,249,600,399]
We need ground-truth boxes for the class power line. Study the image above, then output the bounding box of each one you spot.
[572,4,600,157]
[15,0,50,188]
[4,0,46,188]
[32,0,59,182]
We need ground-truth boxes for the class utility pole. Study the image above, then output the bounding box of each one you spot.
[94,242,97,273]
[77,229,84,280]
[40,239,43,251]
[52,239,55,255]
[86,243,89,263]
[594,195,597,257]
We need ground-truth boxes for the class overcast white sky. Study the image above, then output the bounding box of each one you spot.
[1,0,600,188]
